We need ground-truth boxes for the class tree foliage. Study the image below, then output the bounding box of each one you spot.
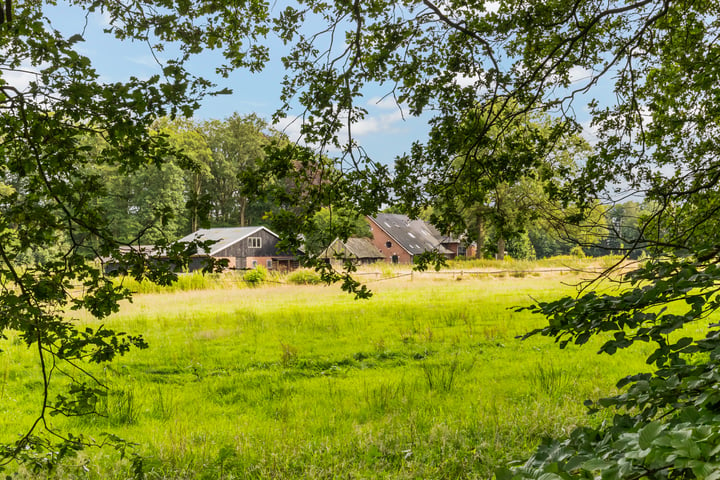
[264,1,720,477]
[203,113,278,227]
[7,0,720,476]
[427,107,588,260]
[304,207,372,255]
[0,0,267,471]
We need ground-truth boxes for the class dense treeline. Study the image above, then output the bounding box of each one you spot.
[95,114,284,243]
[10,113,378,262]
[10,113,289,264]
[91,110,648,259]
[12,110,646,263]
[442,199,651,261]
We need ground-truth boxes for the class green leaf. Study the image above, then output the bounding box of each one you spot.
[67,34,85,44]
[537,473,564,480]
[638,421,663,449]
[671,337,694,351]
[582,458,615,471]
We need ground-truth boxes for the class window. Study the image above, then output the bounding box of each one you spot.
[248,237,262,248]
[251,260,258,268]
[407,232,415,239]
[266,259,273,269]
[385,241,392,248]
[391,255,399,264]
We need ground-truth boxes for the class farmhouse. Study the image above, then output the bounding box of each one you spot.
[101,245,163,275]
[366,214,461,264]
[176,226,299,272]
[320,237,385,265]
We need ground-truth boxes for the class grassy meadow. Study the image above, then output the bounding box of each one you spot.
[1,264,661,479]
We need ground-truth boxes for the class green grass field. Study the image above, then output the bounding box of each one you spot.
[1,267,656,479]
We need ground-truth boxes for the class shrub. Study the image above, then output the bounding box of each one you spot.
[286,268,322,285]
[244,265,267,285]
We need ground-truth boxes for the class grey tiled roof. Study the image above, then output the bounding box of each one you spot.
[175,227,273,255]
[371,214,454,255]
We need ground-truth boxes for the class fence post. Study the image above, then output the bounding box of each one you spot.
[410,270,414,282]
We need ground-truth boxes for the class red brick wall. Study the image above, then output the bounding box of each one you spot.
[245,256,274,269]
[220,256,274,270]
[366,217,413,264]
[443,242,459,257]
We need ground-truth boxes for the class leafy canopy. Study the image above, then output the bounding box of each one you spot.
[6,0,720,477]
[0,0,269,470]
[265,1,720,478]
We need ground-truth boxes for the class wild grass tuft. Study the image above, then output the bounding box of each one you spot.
[94,387,141,426]
[528,361,576,396]
[280,342,299,367]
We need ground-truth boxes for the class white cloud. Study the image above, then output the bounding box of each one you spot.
[272,115,303,142]
[367,96,401,111]
[352,109,405,137]
[96,10,113,28]
[486,1,500,13]
[580,119,600,145]
[568,66,593,84]
[453,73,479,88]
[272,99,409,155]
[1,62,45,93]
[126,54,163,69]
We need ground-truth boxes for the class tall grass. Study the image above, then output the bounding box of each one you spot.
[0,270,666,479]
[114,270,230,294]
[109,255,629,296]
[446,254,626,271]
[113,268,287,293]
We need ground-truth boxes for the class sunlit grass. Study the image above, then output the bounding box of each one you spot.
[2,269,663,479]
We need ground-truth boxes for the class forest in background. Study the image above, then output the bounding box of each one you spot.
[14,113,650,265]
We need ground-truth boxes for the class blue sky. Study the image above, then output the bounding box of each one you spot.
[39,3,604,169]
[43,4,434,165]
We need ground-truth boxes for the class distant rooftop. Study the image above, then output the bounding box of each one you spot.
[175,227,272,256]
[321,237,384,260]
[370,213,454,255]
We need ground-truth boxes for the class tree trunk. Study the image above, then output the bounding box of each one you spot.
[239,196,247,227]
[190,172,201,232]
[497,236,506,260]
[475,214,485,259]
